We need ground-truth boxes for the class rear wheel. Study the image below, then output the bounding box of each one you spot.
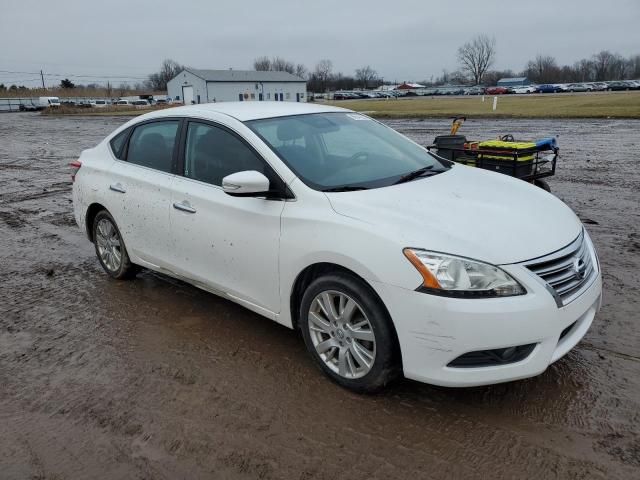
[92,210,137,279]
[300,273,399,393]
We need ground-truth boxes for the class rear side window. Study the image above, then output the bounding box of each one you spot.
[110,129,129,159]
[126,121,179,173]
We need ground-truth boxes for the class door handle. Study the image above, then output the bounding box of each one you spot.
[109,183,126,194]
[173,201,196,214]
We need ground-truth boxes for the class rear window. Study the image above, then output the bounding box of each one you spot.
[109,129,129,159]
[126,121,179,173]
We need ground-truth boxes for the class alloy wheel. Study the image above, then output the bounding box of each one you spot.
[95,218,122,272]
[307,290,376,379]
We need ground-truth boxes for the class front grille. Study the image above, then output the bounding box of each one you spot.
[523,231,596,307]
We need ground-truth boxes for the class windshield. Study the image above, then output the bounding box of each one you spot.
[246,112,449,190]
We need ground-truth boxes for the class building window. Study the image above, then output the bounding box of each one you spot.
[286,92,290,99]
[267,93,271,99]
[250,93,255,99]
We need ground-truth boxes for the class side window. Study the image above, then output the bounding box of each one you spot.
[126,121,179,173]
[110,129,129,159]
[184,122,269,186]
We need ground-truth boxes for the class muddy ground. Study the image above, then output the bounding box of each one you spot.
[1,113,639,479]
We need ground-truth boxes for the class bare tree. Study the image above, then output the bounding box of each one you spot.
[253,56,272,71]
[314,59,333,92]
[355,65,378,88]
[294,63,307,79]
[592,51,616,81]
[253,56,301,75]
[573,59,594,82]
[457,35,496,85]
[525,55,559,83]
[271,57,295,73]
[146,59,185,91]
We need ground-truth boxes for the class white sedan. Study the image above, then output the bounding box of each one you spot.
[511,85,536,94]
[71,102,602,392]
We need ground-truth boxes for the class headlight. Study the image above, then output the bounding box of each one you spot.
[403,248,525,298]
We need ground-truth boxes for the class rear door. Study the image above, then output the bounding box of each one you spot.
[169,119,286,316]
[106,118,180,268]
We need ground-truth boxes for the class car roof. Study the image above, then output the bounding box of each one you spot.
[139,101,350,122]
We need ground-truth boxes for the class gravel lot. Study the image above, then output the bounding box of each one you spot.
[1,113,639,479]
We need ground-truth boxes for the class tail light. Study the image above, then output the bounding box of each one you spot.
[69,160,82,182]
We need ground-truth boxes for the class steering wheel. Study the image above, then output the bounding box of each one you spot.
[349,151,369,165]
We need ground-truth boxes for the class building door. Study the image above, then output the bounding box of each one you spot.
[296,93,300,102]
[279,93,284,101]
[238,93,243,101]
[259,93,263,101]
[182,86,194,104]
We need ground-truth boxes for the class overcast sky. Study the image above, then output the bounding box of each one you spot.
[2,0,639,87]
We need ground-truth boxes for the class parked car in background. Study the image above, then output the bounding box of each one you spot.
[132,100,150,108]
[607,81,634,91]
[115,100,131,106]
[333,92,358,100]
[30,96,61,109]
[94,100,109,108]
[566,83,591,92]
[589,82,608,91]
[71,102,602,392]
[536,84,561,93]
[485,86,509,95]
[511,85,536,94]
[464,85,486,95]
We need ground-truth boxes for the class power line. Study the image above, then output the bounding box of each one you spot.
[0,69,148,80]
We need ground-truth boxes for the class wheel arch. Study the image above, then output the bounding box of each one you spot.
[289,262,402,363]
[85,202,108,242]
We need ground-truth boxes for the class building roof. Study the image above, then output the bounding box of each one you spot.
[396,82,426,89]
[184,68,305,83]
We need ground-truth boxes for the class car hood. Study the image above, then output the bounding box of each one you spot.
[325,165,582,265]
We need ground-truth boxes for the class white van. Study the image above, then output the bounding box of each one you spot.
[38,97,61,108]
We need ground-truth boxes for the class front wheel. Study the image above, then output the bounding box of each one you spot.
[300,273,399,393]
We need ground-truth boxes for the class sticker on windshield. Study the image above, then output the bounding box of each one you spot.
[346,113,370,121]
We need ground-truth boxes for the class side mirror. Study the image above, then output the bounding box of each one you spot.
[222,170,270,197]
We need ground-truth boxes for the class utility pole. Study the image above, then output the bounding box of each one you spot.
[40,70,45,89]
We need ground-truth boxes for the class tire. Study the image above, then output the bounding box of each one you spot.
[534,179,551,192]
[92,210,138,279]
[299,273,399,393]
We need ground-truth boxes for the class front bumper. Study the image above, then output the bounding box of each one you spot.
[372,265,602,387]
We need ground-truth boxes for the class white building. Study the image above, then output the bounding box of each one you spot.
[167,68,307,104]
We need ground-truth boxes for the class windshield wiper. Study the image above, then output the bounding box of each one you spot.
[393,165,444,185]
[321,185,370,192]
